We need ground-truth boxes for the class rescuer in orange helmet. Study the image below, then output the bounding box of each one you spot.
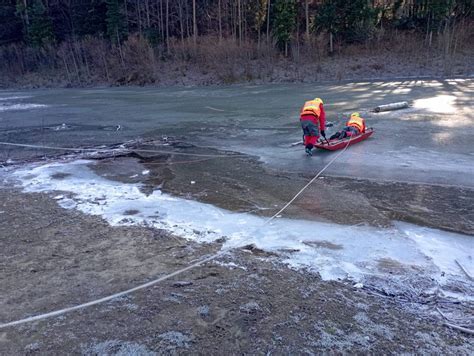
[299,97,326,155]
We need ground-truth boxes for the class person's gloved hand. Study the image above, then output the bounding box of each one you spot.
[320,130,326,138]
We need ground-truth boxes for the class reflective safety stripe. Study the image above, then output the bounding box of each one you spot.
[346,116,366,133]
[300,100,321,117]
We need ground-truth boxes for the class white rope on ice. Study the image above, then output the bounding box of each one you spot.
[0,141,247,158]
[0,137,352,329]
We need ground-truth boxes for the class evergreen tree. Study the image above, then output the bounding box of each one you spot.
[0,1,23,44]
[0,0,472,52]
[26,0,54,46]
[253,0,269,45]
[105,0,127,43]
[273,0,296,56]
[315,0,377,45]
[72,0,108,38]
[424,0,456,33]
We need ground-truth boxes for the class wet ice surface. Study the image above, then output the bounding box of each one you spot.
[10,160,473,300]
[2,79,473,189]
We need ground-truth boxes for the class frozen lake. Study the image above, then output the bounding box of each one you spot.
[1,78,473,187]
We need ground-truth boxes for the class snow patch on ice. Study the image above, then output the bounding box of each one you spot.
[0,96,32,101]
[0,103,48,112]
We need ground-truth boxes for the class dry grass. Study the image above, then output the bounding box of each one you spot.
[0,23,472,88]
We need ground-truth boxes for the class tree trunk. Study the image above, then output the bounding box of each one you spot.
[101,49,110,82]
[61,53,72,83]
[159,0,164,43]
[15,45,25,75]
[124,0,129,30]
[69,42,81,83]
[136,0,142,35]
[296,16,300,59]
[225,0,230,40]
[329,32,333,54]
[185,0,190,37]
[305,0,310,41]
[258,28,261,50]
[266,0,271,42]
[145,0,151,28]
[193,0,197,46]
[165,0,169,51]
[231,1,236,41]
[243,1,248,43]
[23,0,29,25]
[178,0,184,45]
[238,0,242,46]
[79,41,90,79]
[218,0,222,43]
[117,28,125,68]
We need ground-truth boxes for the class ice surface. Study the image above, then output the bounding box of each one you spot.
[2,81,473,190]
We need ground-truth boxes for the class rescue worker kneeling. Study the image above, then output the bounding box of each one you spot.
[329,112,366,140]
[300,97,326,155]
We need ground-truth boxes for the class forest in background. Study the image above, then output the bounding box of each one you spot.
[0,0,473,87]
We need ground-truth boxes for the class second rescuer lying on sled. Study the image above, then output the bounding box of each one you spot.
[329,112,366,140]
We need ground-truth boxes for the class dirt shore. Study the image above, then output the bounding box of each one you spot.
[1,148,473,353]
[0,187,473,354]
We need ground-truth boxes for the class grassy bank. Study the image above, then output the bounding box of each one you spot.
[1,29,473,89]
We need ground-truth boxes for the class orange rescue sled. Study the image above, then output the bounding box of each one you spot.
[315,128,374,151]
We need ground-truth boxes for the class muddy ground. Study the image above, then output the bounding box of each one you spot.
[0,188,473,354]
[1,150,473,354]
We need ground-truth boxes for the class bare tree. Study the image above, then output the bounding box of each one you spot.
[305,0,309,41]
[255,0,268,49]
[237,0,242,46]
[23,0,30,26]
[165,0,169,50]
[178,0,185,44]
[145,0,151,28]
[193,0,197,45]
[159,0,164,43]
[218,0,222,43]
[266,0,271,42]
[136,0,142,35]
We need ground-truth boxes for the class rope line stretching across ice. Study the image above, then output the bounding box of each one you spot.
[0,137,353,329]
[0,141,248,158]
